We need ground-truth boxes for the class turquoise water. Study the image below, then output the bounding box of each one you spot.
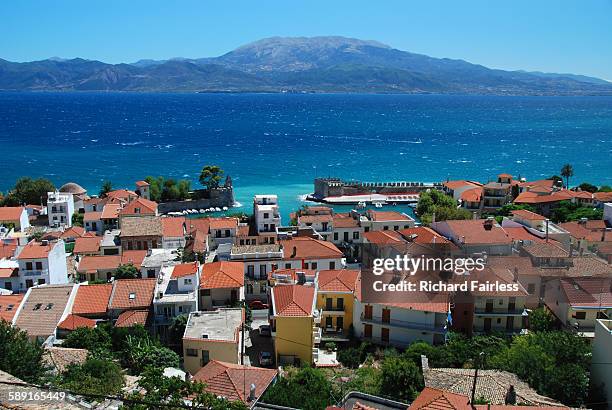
[1,92,611,220]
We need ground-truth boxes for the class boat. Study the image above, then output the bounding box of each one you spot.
[215,207,221,212]
[199,209,205,213]
[356,201,366,209]
[222,206,228,211]
[374,201,384,208]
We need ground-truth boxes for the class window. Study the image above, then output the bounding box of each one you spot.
[329,261,336,270]
[246,284,253,294]
[247,265,255,275]
[4,282,12,291]
[337,297,344,310]
[574,311,586,320]
[201,350,210,366]
[224,229,230,237]
[304,263,309,269]
[383,226,389,231]
[393,226,399,231]
[26,279,34,288]
[353,231,359,240]
[184,278,192,285]
[285,263,291,269]
[325,316,333,328]
[37,279,45,285]
[364,227,370,233]
[186,348,198,357]
[311,262,317,270]
[527,283,536,294]
[26,262,33,271]
[259,265,267,276]
[334,233,338,240]
[129,293,136,300]
[202,289,211,296]
[263,213,269,218]
[35,262,43,270]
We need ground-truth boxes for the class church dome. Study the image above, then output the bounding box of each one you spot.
[59,182,87,195]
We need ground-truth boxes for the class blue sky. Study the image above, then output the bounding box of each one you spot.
[2,0,612,79]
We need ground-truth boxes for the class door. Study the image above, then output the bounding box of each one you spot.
[25,279,33,288]
[484,318,492,332]
[325,316,333,329]
[326,298,333,310]
[337,297,344,311]
[382,308,391,323]
[381,328,390,343]
[485,299,494,313]
[364,305,373,320]
[364,324,372,338]
[231,289,238,304]
[506,316,514,331]
[336,317,344,330]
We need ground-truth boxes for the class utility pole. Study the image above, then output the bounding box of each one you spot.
[470,351,484,408]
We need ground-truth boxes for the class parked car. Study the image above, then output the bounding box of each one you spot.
[259,324,271,337]
[259,351,273,366]
[249,300,269,310]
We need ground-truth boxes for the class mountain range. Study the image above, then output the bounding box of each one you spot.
[1,36,611,95]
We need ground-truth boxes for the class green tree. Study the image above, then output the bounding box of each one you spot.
[168,315,188,347]
[59,358,124,396]
[123,367,248,410]
[416,189,469,226]
[0,320,47,383]
[100,180,113,197]
[578,182,598,193]
[560,164,574,188]
[71,212,84,227]
[61,326,113,354]
[114,263,140,280]
[262,366,332,410]
[0,177,55,206]
[551,200,603,223]
[528,308,556,332]
[120,335,180,373]
[380,356,423,402]
[199,165,224,191]
[598,185,612,192]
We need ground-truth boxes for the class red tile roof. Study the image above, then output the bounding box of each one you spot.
[200,261,244,289]
[0,294,24,322]
[83,211,102,221]
[594,191,612,202]
[332,213,360,228]
[209,217,239,230]
[0,243,18,259]
[162,216,186,237]
[172,262,198,279]
[399,227,452,245]
[272,285,315,317]
[115,309,149,327]
[460,187,482,202]
[409,387,471,410]
[558,221,610,242]
[559,277,612,308]
[0,267,18,279]
[105,189,138,202]
[101,203,121,219]
[135,180,149,187]
[77,255,121,272]
[299,214,333,224]
[434,220,511,245]
[511,209,546,221]
[366,210,411,222]
[363,230,403,245]
[108,279,156,310]
[60,226,86,240]
[280,237,344,260]
[121,250,147,267]
[0,206,25,222]
[16,241,55,260]
[192,360,277,404]
[318,269,359,293]
[118,197,158,216]
[502,226,548,243]
[519,179,557,189]
[72,284,113,316]
[57,314,96,331]
[73,236,101,254]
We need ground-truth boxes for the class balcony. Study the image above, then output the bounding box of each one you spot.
[360,313,446,333]
[322,306,345,316]
[474,308,527,317]
[313,327,322,344]
[313,309,322,324]
[22,269,49,277]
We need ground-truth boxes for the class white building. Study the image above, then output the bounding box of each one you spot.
[352,298,448,347]
[592,319,612,405]
[361,210,415,232]
[16,239,68,291]
[604,203,612,226]
[153,263,199,341]
[0,207,30,231]
[254,195,281,234]
[230,243,283,301]
[47,191,75,228]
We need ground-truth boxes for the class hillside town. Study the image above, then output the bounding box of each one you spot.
[0,168,611,410]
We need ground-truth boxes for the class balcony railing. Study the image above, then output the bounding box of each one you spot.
[22,269,49,277]
[322,306,345,314]
[313,327,322,344]
[360,313,445,333]
[474,308,527,317]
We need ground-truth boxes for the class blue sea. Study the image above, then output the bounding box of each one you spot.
[1,92,611,221]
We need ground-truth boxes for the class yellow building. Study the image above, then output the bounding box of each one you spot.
[316,269,359,339]
[182,308,243,375]
[271,284,319,366]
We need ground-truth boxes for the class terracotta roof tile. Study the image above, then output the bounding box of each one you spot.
[162,216,186,237]
[172,262,198,279]
[559,277,612,308]
[100,203,120,219]
[115,309,149,327]
[14,285,74,337]
[0,206,25,222]
[409,387,471,410]
[77,255,121,272]
[511,209,546,221]
[119,197,158,216]
[108,279,156,310]
[209,217,239,230]
[60,226,86,240]
[73,236,101,254]
[121,250,147,267]
[119,215,163,237]
[433,220,511,245]
[522,242,568,258]
[460,187,482,202]
[83,211,102,221]
[280,237,343,260]
[17,240,57,260]
[0,294,24,322]
[332,214,360,228]
[272,285,315,317]
[299,214,333,224]
[363,230,403,245]
[72,284,112,316]
[192,360,277,404]
[0,242,17,259]
[400,227,452,245]
[200,261,244,289]
[57,314,96,330]
[366,210,412,222]
[0,267,18,279]
[594,191,612,202]
[444,180,482,190]
[318,269,359,292]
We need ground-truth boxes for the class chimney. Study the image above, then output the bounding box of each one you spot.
[505,385,517,405]
[248,383,256,402]
[483,217,494,231]
[420,355,429,371]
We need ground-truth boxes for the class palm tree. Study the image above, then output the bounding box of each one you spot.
[560,164,574,189]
